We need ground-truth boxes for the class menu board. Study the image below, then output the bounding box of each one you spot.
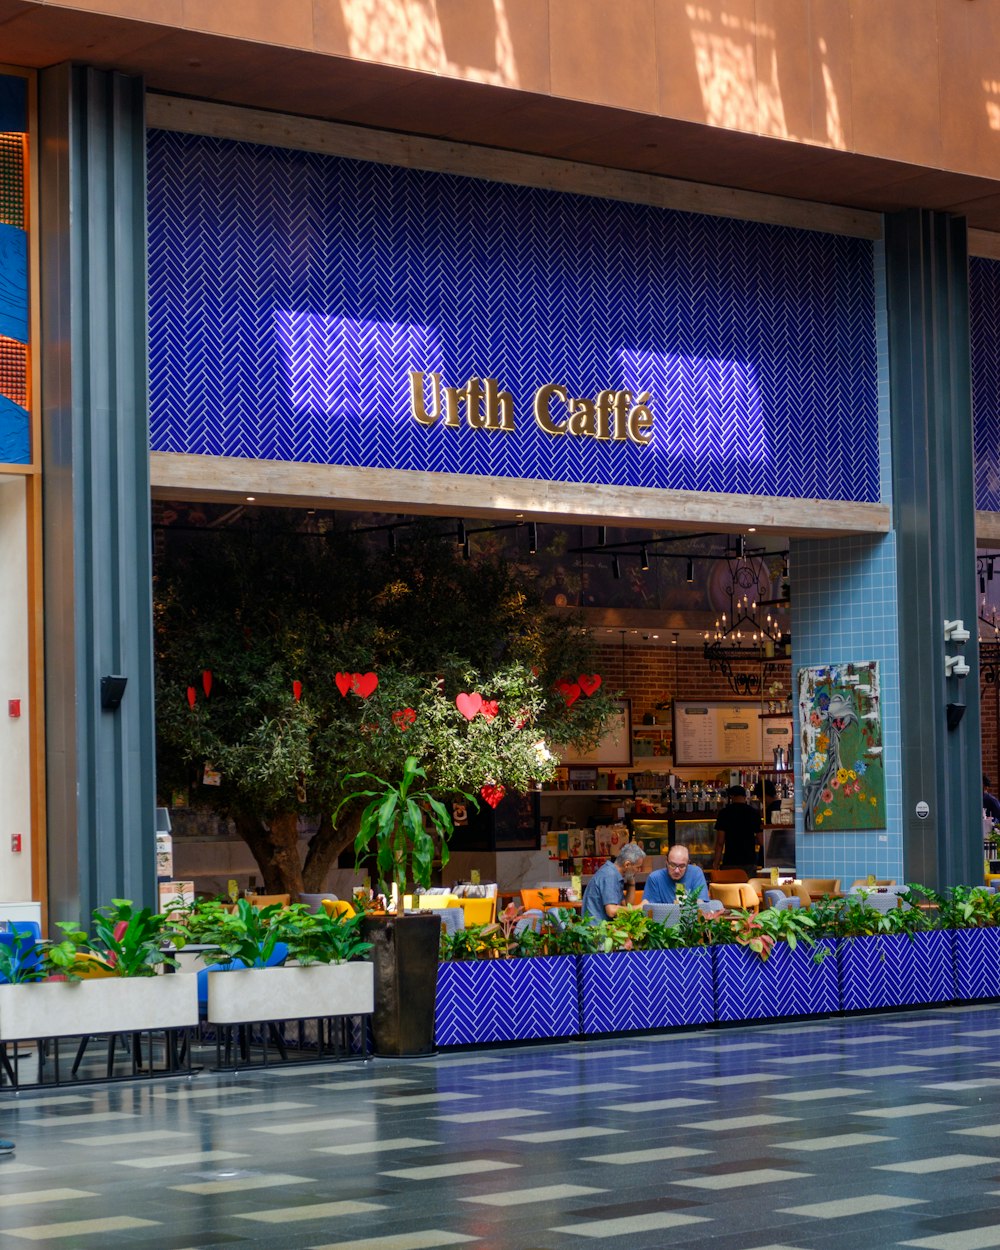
[673,700,791,765]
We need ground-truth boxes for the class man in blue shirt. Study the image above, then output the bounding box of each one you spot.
[643,845,707,904]
[582,843,646,922]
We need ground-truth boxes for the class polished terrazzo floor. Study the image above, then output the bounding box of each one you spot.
[5,1006,1000,1247]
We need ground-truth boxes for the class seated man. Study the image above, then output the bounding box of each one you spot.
[582,842,646,922]
[643,845,706,904]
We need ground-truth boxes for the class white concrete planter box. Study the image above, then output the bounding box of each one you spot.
[0,975,199,1042]
[206,962,374,1025]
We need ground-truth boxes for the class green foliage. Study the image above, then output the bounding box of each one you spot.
[340,755,462,899]
[89,899,186,977]
[932,885,1000,929]
[270,905,371,965]
[753,906,817,951]
[191,898,287,969]
[41,922,90,981]
[0,930,44,984]
[705,910,775,960]
[154,515,618,890]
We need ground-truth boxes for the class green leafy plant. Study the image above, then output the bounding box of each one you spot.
[271,905,371,965]
[338,755,464,901]
[193,898,287,969]
[39,922,90,981]
[707,909,776,960]
[754,906,817,951]
[89,899,186,977]
[936,885,1000,929]
[0,930,45,984]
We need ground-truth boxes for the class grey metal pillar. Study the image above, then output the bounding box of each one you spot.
[38,65,155,926]
[885,209,981,887]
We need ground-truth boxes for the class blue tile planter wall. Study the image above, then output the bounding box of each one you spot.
[578,947,714,1035]
[714,939,840,1024]
[952,928,1000,1002]
[435,956,580,1047]
[838,930,955,1012]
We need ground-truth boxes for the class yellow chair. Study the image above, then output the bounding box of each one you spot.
[520,888,560,911]
[458,897,496,927]
[417,894,461,911]
[322,899,357,920]
[708,883,760,912]
[71,954,116,979]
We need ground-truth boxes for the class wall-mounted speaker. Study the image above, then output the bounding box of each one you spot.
[100,675,128,711]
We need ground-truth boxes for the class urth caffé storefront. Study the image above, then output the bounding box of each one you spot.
[3,69,997,923]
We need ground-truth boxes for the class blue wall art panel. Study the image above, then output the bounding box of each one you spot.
[972,256,1000,513]
[147,129,879,501]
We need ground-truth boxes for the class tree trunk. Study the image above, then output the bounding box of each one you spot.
[302,808,360,892]
[232,810,305,897]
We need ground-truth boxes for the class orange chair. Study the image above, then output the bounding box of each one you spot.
[322,899,357,920]
[248,893,291,909]
[708,882,760,912]
[520,888,560,911]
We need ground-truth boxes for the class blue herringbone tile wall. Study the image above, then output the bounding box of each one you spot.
[147,129,879,501]
[972,256,1000,513]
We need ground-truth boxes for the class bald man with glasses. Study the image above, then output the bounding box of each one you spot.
[642,845,707,904]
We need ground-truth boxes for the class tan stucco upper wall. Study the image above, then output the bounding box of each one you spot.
[39,0,1000,181]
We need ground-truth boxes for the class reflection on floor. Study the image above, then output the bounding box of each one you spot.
[4,1005,1000,1247]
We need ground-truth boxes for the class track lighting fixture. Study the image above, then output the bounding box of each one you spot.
[528,523,537,556]
[456,521,466,545]
[611,555,621,580]
[597,526,607,547]
[686,557,693,582]
[462,537,471,561]
[640,545,649,571]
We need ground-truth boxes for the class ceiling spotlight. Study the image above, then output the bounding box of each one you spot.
[611,555,621,580]
[686,557,693,582]
[528,522,538,556]
[640,545,649,571]
[748,526,756,533]
[246,496,256,502]
[672,632,679,645]
[597,526,607,547]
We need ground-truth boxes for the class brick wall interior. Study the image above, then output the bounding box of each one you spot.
[983,682,1000,786]
[591,642,791,766]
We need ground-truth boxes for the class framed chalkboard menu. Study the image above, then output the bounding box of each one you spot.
[673,700,792,766]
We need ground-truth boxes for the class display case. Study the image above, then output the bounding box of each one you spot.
[672,818,716,869]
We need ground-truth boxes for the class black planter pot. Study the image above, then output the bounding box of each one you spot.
[362,913,442,1057]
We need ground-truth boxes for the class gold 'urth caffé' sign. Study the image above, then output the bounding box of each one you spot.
[409,370,654,446]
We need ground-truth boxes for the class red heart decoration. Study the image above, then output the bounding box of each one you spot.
[391,707,416,731]
[578,673,602,697]
[186,686,197,709]
[292,680,303,702]
[480,700,499,721]
[335,672,353,697]
[202,669,213,698]
[556,679,581,707]
[352,672,379,698]
[456,692,484,720]
[480,783,506,809]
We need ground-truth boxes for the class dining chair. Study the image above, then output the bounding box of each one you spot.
[322,899,357,920]
[801,878,841,897]
[708,883,760,912]
[457,897,495,927]
[708,869,749,884]
[763,889,801,910]
[520,888,560,910]
[641,902,682,926]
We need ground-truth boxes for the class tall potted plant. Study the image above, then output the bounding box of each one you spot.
[338,755,462,1057]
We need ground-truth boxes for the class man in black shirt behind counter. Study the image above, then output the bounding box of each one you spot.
[713,785,762,878]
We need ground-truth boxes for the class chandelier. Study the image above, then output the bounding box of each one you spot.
[703,541,789,697]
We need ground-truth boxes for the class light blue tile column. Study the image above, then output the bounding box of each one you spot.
[791,534,903,885]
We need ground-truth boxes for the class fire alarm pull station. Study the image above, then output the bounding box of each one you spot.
[11,834,21,853]
[8,700,20,718]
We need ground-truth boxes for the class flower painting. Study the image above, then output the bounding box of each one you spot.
[798,661,885,832]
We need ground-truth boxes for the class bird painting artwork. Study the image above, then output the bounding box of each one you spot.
[798,662,885,832]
